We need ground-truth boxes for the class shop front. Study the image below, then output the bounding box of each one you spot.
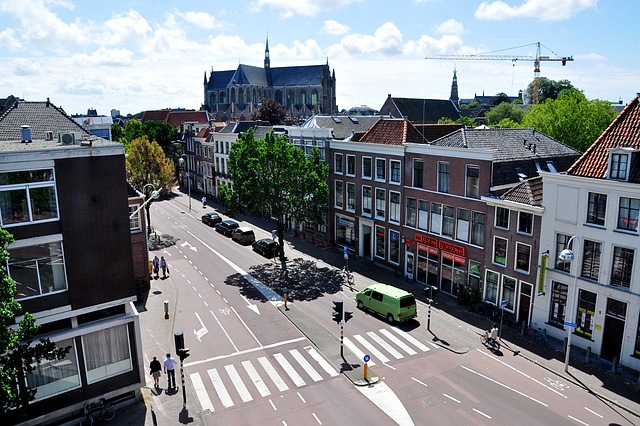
[335,214,356,250]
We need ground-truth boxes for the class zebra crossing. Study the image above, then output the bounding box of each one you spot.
[189,327,432,412]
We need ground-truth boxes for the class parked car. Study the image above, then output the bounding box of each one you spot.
[355,283,417,324]
[252,238,280,258]
[201,212,222,226]
[215,220,239,236]
[232,227,256,245]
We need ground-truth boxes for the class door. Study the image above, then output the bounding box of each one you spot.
[405,252,414,280]
[601,298,627,361]
[363,226,371,259]
[518,283,533,325]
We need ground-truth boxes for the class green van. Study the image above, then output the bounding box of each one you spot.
[355,283,417,324]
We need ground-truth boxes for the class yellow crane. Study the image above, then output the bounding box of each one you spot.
[426,42,573,105]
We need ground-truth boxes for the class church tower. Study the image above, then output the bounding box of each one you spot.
[450,67,459,107]
[264,36,272,86]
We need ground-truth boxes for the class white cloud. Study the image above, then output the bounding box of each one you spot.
[434,19,465,35]
[273,39,324,61]
[321,20,350,36]
[249,0,362,17]
[12,58,41,75]
[475,0,598,22]
[72,47,134,67]
[180,11,221,30]
[0,28,23,51]
[575,52,605,61]
[403,34,469,56]
[99,10,152,46]
[328,22,403,57]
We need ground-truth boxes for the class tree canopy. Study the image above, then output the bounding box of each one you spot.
[219,129,329,263]
[113,119,178,158]
[250,98,287,125]
[524,77,576,104]
[485,102,527,125]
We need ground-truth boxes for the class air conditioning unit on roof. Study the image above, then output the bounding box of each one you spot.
[58,132,76,145]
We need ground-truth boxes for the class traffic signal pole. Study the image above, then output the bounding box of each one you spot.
[180,359,186,406]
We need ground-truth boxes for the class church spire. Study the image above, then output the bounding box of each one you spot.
[450,66,459,107]
[264,35,270,70]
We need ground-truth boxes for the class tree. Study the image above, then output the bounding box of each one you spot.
[489,92,510,105]
[142,120,178,154]
[0,228,70,416]
[220,129,329,264]
[485,102,527,125]
[524,77,576,104]
[522,90,618,152]
[438,116,475,127]
[126,136,176,232]
[250,98,287,125]
[111,122,123,141]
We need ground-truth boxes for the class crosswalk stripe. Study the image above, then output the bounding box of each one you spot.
[208,368,234,408]
[391,327,431,352]
[379,329,417,355]
[225,364,253,403]
[305,346,339,377]
[289,349,323,382]
[367,331,404,359]
[258,357,289,392]
[190,373,214,413]
[343,337,376,366]
[354,334,390,363]
[241,360,271,397]
[273,353,306,387]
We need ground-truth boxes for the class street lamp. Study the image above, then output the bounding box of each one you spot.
[558,235,580,373]
[179,155,191,212]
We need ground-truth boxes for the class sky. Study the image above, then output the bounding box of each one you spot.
[0,0,638,116]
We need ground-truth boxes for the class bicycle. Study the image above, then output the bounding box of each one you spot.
[342,267,355,287]
[481,330,501,351]
[525,324,547,346]
[475,301,498,320]
[79,398,116,425]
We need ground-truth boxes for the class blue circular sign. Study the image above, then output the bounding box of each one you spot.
[363,354,370,363]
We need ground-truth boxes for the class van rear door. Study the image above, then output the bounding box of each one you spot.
[397,295,417,321]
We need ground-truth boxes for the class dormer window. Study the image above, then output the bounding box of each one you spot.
[610,153,628,180]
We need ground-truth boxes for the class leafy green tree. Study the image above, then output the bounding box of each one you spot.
[0,228,70,416]
[522,90,618,152]
[142,120,177,154]
[489,93,510,106]
[126,136,176,232]
[485,102,527,125]
[438,116,475,127]
[111,122,123,141]
[250,98,287,125]
[495,118,523,128]
[220,129,329,264]
[524,77,576,104]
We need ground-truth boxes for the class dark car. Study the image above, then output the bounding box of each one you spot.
[201,212,222,226]
[215,220,239,236]
[252,238,280,258]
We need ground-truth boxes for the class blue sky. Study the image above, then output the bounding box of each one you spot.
[0,0,637,116]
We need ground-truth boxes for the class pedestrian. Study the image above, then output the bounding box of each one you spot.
[160,256,167,278]
[202,195,206,208]
[150,355,162,387]
[164,353,178,388]
[152,256,159,279]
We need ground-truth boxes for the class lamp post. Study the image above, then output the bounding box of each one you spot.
[179,155,191,212]
[559,235,580,373]
[142,183,158,237]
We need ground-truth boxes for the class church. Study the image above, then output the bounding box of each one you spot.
[202,39,337,122]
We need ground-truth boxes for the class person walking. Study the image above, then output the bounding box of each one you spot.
[202,195,207,208]
[149,356,162,387]
[164,353,178,388]
[152,256,159,279]
[160,256,167,278]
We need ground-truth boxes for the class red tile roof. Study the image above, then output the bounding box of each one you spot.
[165,111,210,127]
[568,96,640,179]
[196,127,211,139]
[141,110,171,122]
[358,118,427,145]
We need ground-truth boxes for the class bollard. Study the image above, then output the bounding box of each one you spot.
[586,346,591,363]
[612,356,619,374]
[521,321,526,336]
[164,300,169,319]
[283,287,288,310]
[563,336,568,353]
[364,362,368,381]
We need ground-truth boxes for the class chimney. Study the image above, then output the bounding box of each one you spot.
[20,125,32,143]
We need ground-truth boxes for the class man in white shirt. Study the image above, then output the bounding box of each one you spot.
[163,353,178,388]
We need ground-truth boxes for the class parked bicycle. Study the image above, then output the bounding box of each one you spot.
[79,398,116,425]
[475,301,498,320]
[525,324,548,346]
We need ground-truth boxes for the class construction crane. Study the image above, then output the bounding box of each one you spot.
[426,42,573,105]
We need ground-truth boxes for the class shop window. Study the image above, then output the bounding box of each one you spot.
[484,270,499,303]
[501,276,516,311]
[336,215,356,248]
[417,200,428,231]
[611,246,634,288]
[493,237,507,266]
[549,281,568,327]
[576,290,596,338]
[375,226,385,259]
[83,324,132,383]
[389,230,400,264]
[442,252,465,296]
[406,198,416,228]
[581,240,601,280]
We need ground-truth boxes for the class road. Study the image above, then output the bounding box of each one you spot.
[148,198,636,426]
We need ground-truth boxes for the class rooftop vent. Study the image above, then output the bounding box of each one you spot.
[59,132,76,145]
[20,125,32,143]
[45,131,53,140]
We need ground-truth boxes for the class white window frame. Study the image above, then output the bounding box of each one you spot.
[465,164,480,199]
[493,236,508,267]
[495,206,510,230]
[346,154,356,177]
[334,153,343,175]
[430,202,442,235]
[129,205,141,231]
[413,158,424,188]
[334,180,344,208]
[375,158,386,182]
[362,185,372,217]
[375,188,386,219]
[390,160,401,185]
[517,211,533,235]
[389,191,401,223]
[456,208,469,242]
[362,156,372,179]
[437,161,450,193]
[346,182,356,212]
[515,242,531,274]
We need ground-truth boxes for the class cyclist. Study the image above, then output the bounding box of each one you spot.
[489,324,499,345]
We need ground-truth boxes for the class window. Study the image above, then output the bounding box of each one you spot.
[515,243,531,273]
[617,197,640,231]
[438,162,449,193]
[430,202,442,235]
[375,189,386,219]
[442,205,454,238]
[610,153,628,180]
[362,186,372,216]
[336,215,356,248]
[413,159,424,189]
[493,237,507,266]
[484,270,499,303]
[635,317,640,357]
[334,153,343,174]
[389,192,400,223]
[576,290,596,338]
[346,155,356,176]
[375,226,385,258]
[501,276,516,311]
[495,207,509,229]
[362,157,372,179]
[129,205,141,231]
[518,212,533,235]
[346,183,355,211]
[611,246,634,288]
[8,240,68,299]
[587,192,607,226]
[389,230,400,264]
[466,165,480,198]
[334,180,343,208]
[456,208,469,242]
[26,338,80,399]
[83,324,132,383]
[549,281,568,327]
[376,159,386,181]
[418,200,428,231]
[581,240,601,280]
[471,212,485,247]
[555,233,572,272]
[0,169,59,226]
[390,160,401,184]
[406,198,416,227]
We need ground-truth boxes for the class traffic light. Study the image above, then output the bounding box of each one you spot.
[332,301,343,323]
[174,331,185,352]
[178,348,190,361]
[344,310,353,323]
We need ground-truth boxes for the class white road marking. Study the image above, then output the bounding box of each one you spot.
[274,353,306,387]
[192,286,197,291]
[391,327,431,351]
[312,413,322,425]
[355,382,414,426]
[198,294,202,299]
[240,294,260,315]
[225,364,253,403]
[443,393,460,403]
[460,365,548,407]
[367,331,403,359]
[473,408,491,419]
[190,372,214,413]
[242,360,270,397]
[354,334,390,363]
[411,377,428,387]
[231,306,262,347]
[209,309,238,352]
[204,301,208,307]
[269,399,277,411]
[185,337,306,367]
[305,346,338,377]
[208,368,233,408]
[289,349,323,382]
[258,357,289,392]
[343,337,376,366]
[297,392,306,403]
[379,329,417,355]
[194,312,208,342]
[584,407,603,418]
[568,415,589,425]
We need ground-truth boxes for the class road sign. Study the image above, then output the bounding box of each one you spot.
[272,230,277,241]
[500,300,508,307]
[344,247,348,259]
[564,321,577,328]
[363,354,370,363]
